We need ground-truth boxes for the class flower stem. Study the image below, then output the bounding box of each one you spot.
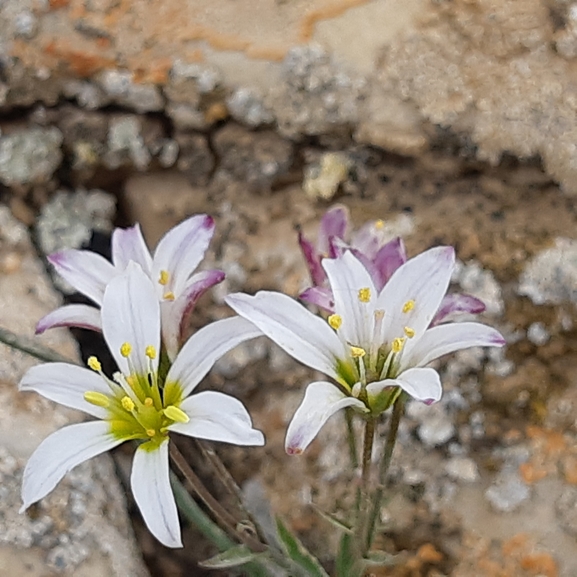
[169,443,267,553]
[0,326,74,364]
[195,439,265,541]
[361,417,375,488]
[365,397,404,551]
[344,408,359,469]
[351,415,376,571]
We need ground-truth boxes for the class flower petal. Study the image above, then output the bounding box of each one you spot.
[351,220,384,259]
[151,214,215,298]
[377,246,455,344]
[170,391,265,446]
[161,269,225,362]
[19,363,110,419]
[431,293,486,326]
[402,322,506,369]
[323,251,378,349]
[225,292,345,380]
[298,232,326,287]
[21,421,122,511]
[48,250,116,306]
[166,316,262,397]
[299,286,335,313]
[131,440,182,548]
[318,205,349,256]
[285,381,367,455]
[367,367,442,404]
[372,237,407,291]
[36,304,102,334]
[102,261,160,376]
[111,224,153,273]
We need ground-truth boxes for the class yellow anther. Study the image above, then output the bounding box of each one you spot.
[145,345,157,359]
[328,314,342,330]
[163,291,175,301]
[125,375,135,387]
[87,356,102,372]
[351,346,366,358]
[392,337,406,354]
[144,397,154,407]
[404,326,415,339]
[358,287,371,303]
[120,342,132,357]
[164,405,190,424]
[158,270,170,286]
[121,396,135,412]
[146,429,156,437]
[402,300,415,313]
[375,219,384,229]
[84,391,110,408]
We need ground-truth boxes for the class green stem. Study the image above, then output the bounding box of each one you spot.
[0,326,74,364]
[351,416,376,574]
[344,408,359,469]
[365,397,404,551]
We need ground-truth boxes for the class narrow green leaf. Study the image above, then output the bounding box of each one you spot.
[275,517,329,577]
[312,505,353,534]
[335,533,358,577]
[199,545,264,569]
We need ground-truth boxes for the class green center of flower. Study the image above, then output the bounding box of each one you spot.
[84,343,187,450]
[329,296,418,414]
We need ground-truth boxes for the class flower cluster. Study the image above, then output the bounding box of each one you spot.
[20,206,506,551]
[36,215,223,360]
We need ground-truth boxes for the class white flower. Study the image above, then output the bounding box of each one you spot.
[37,215,224,360]
[226,247,505,455]
[21,262,264,548]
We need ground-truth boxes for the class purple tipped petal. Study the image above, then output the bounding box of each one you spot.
[372,237,407,291]
[111,224,153,273]
[48,250,116,306]
[285,381,366,455]
[351,220,384,260]
[151,214,216,298]
[298,231,326,287]
[299,286,335,313]
[403,322,506,370]
[317,205,349,256]
[431,293,486,326]
[36,304,102,334]
[161,269,225,361]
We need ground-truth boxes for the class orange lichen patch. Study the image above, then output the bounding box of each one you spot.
[299,0,373,42]
[526,426,567,455]
[49,0,71,10]
[95,37,112,49]
[246,45,288,62]
[131,58,172,84]
[416,542,443,563]
[206,33,251,52]
[45,40,116,77]
[520,553,558,577]
[502,533,530,557]
[562,455,577,484]
[204,102,229,124]
[185,49,205,63]
[519,462,548,484]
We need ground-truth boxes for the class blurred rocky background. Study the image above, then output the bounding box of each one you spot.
[1,0,577,575]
